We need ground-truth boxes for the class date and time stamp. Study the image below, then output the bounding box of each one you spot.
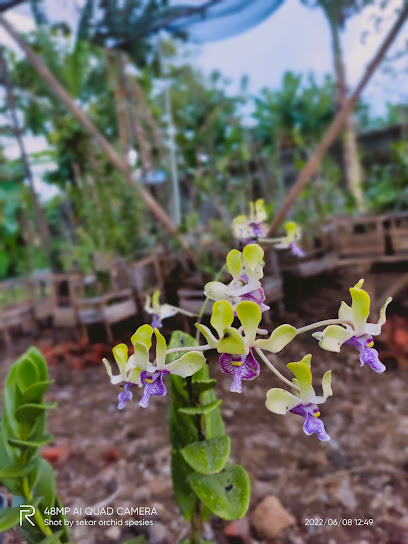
[304,518,374,527]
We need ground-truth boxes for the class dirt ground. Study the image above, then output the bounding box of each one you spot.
[1,267,407,544]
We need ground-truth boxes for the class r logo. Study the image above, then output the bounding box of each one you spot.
[19,505,35,526]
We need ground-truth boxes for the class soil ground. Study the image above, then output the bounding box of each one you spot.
[1,266,408,544]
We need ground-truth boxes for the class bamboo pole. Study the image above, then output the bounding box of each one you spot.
[268,3,408,236]
[0,14,191,253]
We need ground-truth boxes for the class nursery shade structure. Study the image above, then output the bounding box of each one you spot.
[0,0,286,45]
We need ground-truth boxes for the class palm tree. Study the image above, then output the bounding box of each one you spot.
[300,0,373,211]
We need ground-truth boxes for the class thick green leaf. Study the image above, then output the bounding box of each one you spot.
[21,381,53,404]
[0,506,20,532]
[15,403,57,425]
[25,347,48,382]
[178,400,222,415]
[181,437,230,475]
[188,464,250,521]
[34,458,57,518]
[38,531,64,544]
[8,435,52,449]
[189,380,216,397]
[17,358,39,394]
[0,458,38,479]
[170,448,196,522]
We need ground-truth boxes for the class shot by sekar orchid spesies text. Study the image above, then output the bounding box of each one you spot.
[102,202,392,543]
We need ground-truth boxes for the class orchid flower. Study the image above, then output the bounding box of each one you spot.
[268,221,304,257]
[232,199,267,243]
[312,279,392,373]
[104,325,206,409]
[145,289,195,329]
[204,244,269,312]
[265,355,332,441]
[196,300,297,393]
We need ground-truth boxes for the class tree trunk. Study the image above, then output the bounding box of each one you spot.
[330,20,365,212]
[0,47,52,264]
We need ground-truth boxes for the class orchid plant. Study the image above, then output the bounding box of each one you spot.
[104,243,392,544]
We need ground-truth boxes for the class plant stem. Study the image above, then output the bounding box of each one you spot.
[21,477,55,539]
[296,319,352,335]
[195,264,227,342]
[165,344,211,355]
[255,348,301,391]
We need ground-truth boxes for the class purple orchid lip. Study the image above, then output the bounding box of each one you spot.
[118,382,134,410]
[219,349,260,393]
[344,335,386,373]
[250,222,266,238]
[139,369,170,408]
[290,403,330,441]
[241,287,270,312]
[289,241,305,257]
[151,314,163,329]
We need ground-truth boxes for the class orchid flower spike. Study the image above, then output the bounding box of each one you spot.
[204,244,269,312]
[312,279,392,373]
[145,289,195,329]
[265,354,332,441]
[104,325,205,409]
[196,300,297,393]
[232,199,267,243]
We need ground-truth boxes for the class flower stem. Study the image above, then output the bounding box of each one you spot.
[195,263,227,342]
[255,348,301,391]
[22,477,56,539]
[296,319,353,335]
[165,344,211,355]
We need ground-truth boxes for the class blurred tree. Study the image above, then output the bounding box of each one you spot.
[300,0,374,211]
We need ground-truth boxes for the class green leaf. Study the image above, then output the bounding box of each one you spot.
[25,347,48,382]
[21,381,53,404]
[0,458,38,479]
[38,531,64,544]
[188,464,250,520]
[8,435,52,449]
[181,437,231,475]
[35,458,57,518]
[178,400,222,415]
[189,380,216,396]
[17,357,39,393]
[15,403,57,425]
[0,506,20,532]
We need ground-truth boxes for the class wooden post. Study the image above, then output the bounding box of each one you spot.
[268,4,408,236]
[0,14,193,254]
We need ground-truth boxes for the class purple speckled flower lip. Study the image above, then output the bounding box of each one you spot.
[289,241,305,257]
[250,222,266,239]
[118,383,135,410]
[344,335,386,373]
[151,314,163,329]
[139,369,170,408]
[219,349,260,393]
[241,287,270,312]
[290,403,330,441]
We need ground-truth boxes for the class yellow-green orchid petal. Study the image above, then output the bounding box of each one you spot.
[236,301,261,345]
[265,388,300,414]
[217,327,248,355]
[312,325,353,352]
[128,366,142,386]
[299,353,312,368]
[195,323,219,348]
[243,244,264,272]
[254,324,297,353]
[354,279,364,289]
[145,294,152,312]
[365,296,392,336]
[165,351,206,377]
[232,215,252,240]
[350,281,370,336]
[322,370,333,399]
[131,324,153,349]
[284,221,300,243]
[112,343,128,374]
[211,300,234,339]
[103,358,123,385]
[254,199,267,222]
[338,301,353,322]
[204,281,230,302]
[133,341,150,371]
[287,361,313,404]
[154,328,167,370]
[152,290,161,312]
[226,249,242,279]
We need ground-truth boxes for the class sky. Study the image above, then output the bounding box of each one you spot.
[0,0,407,200]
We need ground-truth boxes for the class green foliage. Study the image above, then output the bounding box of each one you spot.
[0,347,69,543]
[168,331,250,524]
